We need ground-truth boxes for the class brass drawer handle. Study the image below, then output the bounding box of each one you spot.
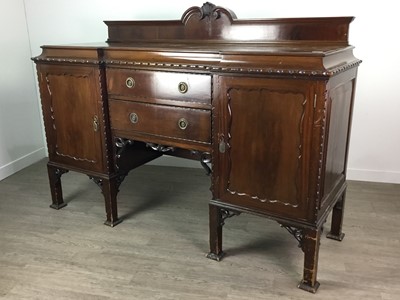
[178,82,188,94]
[126,77,135,88]
[129,112,139,124]
[178,118,188,130]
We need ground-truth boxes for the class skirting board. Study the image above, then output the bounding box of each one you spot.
[347,168,400,184]
[0,148,46,181]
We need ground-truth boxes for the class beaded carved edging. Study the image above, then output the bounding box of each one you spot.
[97,64,111,172]
[33,57,361,77]
[314,90,328,212]
[32,57,103,65]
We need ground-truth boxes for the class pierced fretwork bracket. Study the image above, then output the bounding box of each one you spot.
[220,209,241,226]
[54,168,69,179]
[88,173,127,194]
[280,224,305,251]
[89,176,103,189]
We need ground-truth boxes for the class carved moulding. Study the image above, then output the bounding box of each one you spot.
[102,59,361,77]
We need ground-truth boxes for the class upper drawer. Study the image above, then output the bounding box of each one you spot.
[107,69,211,105]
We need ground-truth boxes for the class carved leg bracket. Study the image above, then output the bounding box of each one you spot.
[220,208,241,226]
[47,164,69,210]
[280,224,305,251]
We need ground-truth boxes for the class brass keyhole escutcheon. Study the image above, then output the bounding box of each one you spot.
[129,112,138,124]
[126,77,135,88]
[178,118,188,130]
[93,115,99,132]
[178,82,188,94]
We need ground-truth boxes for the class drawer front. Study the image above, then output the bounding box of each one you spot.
[109,100,211,144]
[107,69,211,104]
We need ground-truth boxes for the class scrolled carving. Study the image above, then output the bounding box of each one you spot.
[200,152,212,176]
[115,137,134,159]
[191,150,212,175]
[181,2,237,24]
[199,2,219,20]
[146,143,175,153]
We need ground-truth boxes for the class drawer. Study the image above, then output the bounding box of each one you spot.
[109,100,211,145]
[107,69,211,105]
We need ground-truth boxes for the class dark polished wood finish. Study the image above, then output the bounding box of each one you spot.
[33,2,361,292]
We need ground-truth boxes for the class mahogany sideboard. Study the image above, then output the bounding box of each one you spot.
[33,3,361,293]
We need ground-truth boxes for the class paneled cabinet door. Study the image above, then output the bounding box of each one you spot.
[213,76,317,222]
[37,64,106,173]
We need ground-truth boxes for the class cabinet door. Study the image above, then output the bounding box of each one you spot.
[37,65,106,173]
[213,76,315,221]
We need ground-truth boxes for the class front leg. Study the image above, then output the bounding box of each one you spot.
[47,164,68,209]
[102,177,123,227]
[206,204,225,261]
[298,226,322,293]
[90,176,122,227]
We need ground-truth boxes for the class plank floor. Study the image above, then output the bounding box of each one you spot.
[0,159,399,299]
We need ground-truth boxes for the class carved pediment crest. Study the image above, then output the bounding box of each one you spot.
[181,2,237,23]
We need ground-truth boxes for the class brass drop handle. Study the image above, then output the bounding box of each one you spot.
[126,77,135,88]
[178,82,188,94]
[129,112,138,124]
[93,115,99,132]
[178,118,188,130]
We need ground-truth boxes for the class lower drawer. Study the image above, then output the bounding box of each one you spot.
[109,100,211,146]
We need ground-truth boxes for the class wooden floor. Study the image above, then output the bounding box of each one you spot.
[0,159,399,299]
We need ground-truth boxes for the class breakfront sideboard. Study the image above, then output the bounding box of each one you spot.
[33,3,361,292]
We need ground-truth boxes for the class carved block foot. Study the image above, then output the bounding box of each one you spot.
[104,218,123,227]
[326,232,345,241]
[298,280,320,293]
[206,251,225,261]
[49,203,67,210]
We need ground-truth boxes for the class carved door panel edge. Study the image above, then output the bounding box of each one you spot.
[212,75,316,221]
